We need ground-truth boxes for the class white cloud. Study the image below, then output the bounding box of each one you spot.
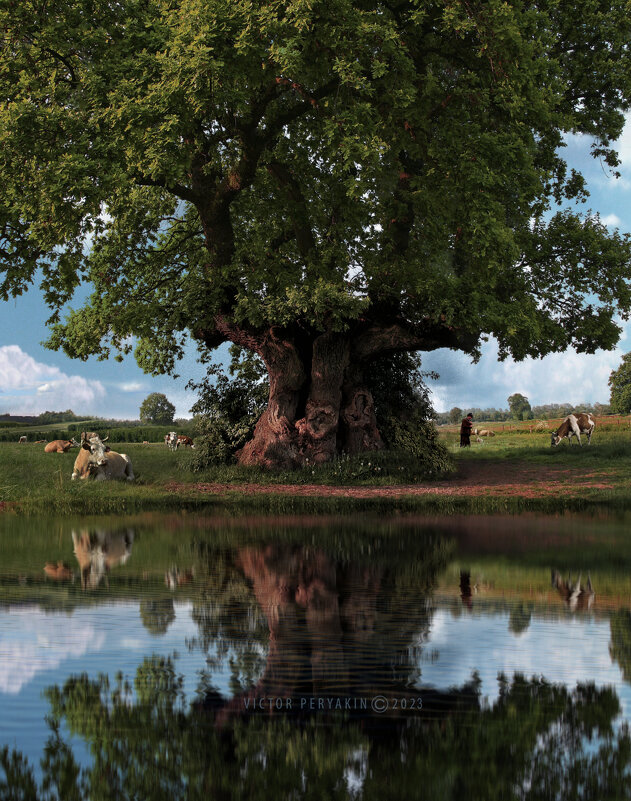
[0,345,105,414]
[118,381,147,393]
[0,606,104,694]
[615,111,631,171]
[423,334,627,412]
[167,389,198,419]
[600,213,622,228]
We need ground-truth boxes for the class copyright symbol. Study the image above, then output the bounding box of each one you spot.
[371,695,388,713]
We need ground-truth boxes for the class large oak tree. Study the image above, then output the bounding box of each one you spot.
[3,0,631,466]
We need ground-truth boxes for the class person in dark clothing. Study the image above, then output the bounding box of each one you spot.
[460,413,473,447]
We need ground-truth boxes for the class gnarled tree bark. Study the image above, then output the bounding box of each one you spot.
[203,313,477,469]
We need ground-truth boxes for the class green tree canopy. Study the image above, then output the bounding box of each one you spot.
[609,353,631,414]
[139,392,176,425]
[508,393,532,420]
[2,0,631,465]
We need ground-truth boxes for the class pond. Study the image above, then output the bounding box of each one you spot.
[1,511,631,799]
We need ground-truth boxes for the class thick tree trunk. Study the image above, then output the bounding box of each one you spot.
[235,328,383,468]
[237,329,306,469]
[295,332,350,463]
[212,314,476,469]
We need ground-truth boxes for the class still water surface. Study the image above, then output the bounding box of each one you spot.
[1,511,631,799]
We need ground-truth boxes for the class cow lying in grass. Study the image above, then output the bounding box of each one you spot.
[44,438,80,453]
[71,432,135,481]
[550,413,595,447]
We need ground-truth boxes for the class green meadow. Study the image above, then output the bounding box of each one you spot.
[2,416,631,515]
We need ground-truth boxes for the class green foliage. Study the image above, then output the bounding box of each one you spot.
[104,426,192,443]
[0,428,73,443]
[39,410,78,424]
[139,392,176,426]
[609,353,631,414]
[188,349,268,470]
[369,353,436,424]
[2,0,631,382]
[384,415,453,478]
[610,610,631,684]
[364,352,451,474]
[508,393,532,420]
[449,407,464,424]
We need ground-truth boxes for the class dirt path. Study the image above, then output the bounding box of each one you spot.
[166,459,619,500]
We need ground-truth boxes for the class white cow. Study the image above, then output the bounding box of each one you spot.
[166,431,178,451]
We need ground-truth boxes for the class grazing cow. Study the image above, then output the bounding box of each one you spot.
[71,432,135,481]
[72,528,134,589]
[18,436,27,443]
[550,412,595,447]
[44,438,80,453]
[176,435,195,449]
[473,429,495,437]
[166,431,178,451]
[551,570,594,612]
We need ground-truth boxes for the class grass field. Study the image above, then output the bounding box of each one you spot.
[2,415,631,514]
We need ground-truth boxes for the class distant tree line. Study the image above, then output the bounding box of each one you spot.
[437,400,612,425]
[0,409,82,425]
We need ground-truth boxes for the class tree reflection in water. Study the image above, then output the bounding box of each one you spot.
[1,665,629,800]
[3,529,631,799]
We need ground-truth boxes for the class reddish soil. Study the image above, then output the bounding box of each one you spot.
[166,459,619,500]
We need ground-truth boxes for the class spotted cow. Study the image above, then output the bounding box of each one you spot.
[550,413,595,447]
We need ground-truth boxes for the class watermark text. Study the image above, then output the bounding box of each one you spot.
[242,695,423,714]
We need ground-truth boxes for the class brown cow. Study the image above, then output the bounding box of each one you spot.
[71,432,134,481]
[43,561,74,581]
[176,435,195,449]
[44,439,80,453]
[550,413,595,446]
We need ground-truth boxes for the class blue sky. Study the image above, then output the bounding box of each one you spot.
[2,120,631,418]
